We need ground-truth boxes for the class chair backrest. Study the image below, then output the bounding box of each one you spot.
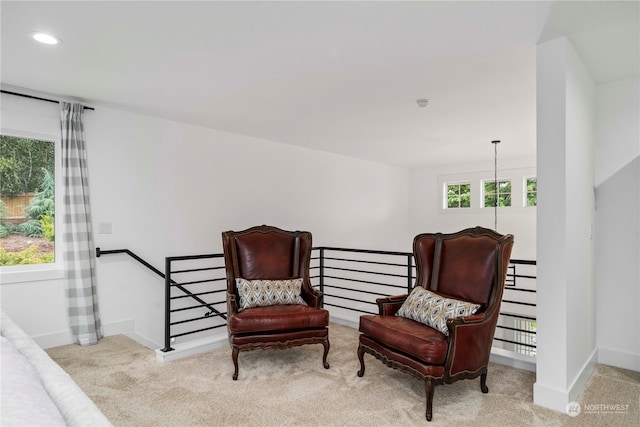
[413,227,514,310]
[222,225,312,294]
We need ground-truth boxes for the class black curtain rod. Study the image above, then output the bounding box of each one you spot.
[0,89,95,111]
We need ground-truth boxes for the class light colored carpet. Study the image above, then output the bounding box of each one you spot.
[47,323,639,426]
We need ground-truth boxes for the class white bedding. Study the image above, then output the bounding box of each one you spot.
[1,311,112,426]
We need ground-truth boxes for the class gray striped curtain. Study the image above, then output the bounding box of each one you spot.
[61,102,102,346]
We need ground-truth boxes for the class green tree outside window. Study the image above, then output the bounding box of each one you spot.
[447,183,471,208]
[526,178,537,207]
[0,135,55,266]
[484,180,511,207]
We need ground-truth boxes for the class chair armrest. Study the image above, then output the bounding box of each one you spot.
[445,311,498,376]
[376,294,407,316]
[447,312,485,327]
[302,286,323,308]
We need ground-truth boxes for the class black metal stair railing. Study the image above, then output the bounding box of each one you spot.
[95,248,227,352]
[495,259,537,355]
[310,248,536,357]
[162,253,227,352]
[97,246,537,358]
[311,247,414,315]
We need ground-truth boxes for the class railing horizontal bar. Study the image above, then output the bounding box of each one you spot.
[170,290,225,300]
[170,277,225,287]
[502,300,537,307]
[509,259,537,265]
[324,302,376,315]
[496,325,537,334]
[324,265,410,279]
[170,315,226,326]
[324,275,407,289]
[325,294,378,305]
[95,248,128,256]
[324,256,411,269]
[324,283,395,298]
[493,337,537,348]
[512,274,537,280]
[170,303,219,313]
[170,265,225,274]
[170,324,226,339]
[166,253,223,262]
[499,313,537,321]
[315,246,412,257]
[504,287,537,293]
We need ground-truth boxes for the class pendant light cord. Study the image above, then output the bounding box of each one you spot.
[492,140,500,231]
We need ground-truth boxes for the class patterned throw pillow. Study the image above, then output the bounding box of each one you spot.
[236,278,307,311]
[396,287,480,336]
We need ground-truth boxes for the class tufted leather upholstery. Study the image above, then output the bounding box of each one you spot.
[222,225,330,380]
[357,227,514,421]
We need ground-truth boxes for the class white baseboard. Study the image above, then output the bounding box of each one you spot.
[152,316,360,363]
[103,318,134,337]
[533,382,570,413]
[533,348,598,414]
[568,348,598,402]
[124,331,161,350]
[155,334,228,362]
[34,318,140,349]
[103,318,160,350]
[490,347,536,372]
[598,347,640,371]
[330,316,358,330]
[33,329,74,349]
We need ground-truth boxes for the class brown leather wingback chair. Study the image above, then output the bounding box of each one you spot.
[222,225,330,380]
[357,227,514,421]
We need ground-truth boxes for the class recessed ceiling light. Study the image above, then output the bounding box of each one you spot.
[31,32,61,45]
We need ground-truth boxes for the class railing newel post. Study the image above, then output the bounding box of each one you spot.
[163,257,174,352]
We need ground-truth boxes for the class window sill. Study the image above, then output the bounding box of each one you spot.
[0,266,64,284]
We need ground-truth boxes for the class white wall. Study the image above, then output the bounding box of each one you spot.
[0,94,411,348]
[594,78,640,371]
[595,79,640,187]
[409,157,536,260]
[534,37,597,413]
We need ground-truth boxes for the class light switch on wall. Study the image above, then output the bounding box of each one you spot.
[98,222,112,234]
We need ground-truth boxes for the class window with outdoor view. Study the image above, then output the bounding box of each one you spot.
[483,179,511,208]
[0,134,56,266]
[446,182,471,209]
[514,320,537,357]
[525,177,537,207]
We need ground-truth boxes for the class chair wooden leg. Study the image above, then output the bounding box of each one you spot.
[425,379,434,421]
[231,347,239,381]
[356,344,366,377]
[480,372,489,393]
[322,339,330,369]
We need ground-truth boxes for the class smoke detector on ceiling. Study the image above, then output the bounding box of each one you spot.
[416,99,430,108]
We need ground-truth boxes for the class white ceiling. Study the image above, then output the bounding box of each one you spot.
[1,1,638,168]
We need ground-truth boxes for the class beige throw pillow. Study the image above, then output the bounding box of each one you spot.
[236,278,307,311]
[396,287,480,336]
